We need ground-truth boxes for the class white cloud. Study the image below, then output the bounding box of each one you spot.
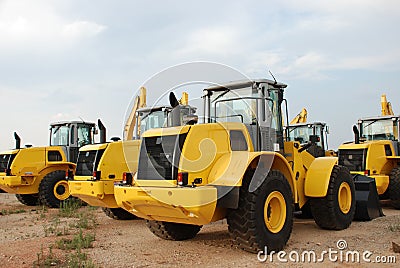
[283,52,329,79]
[333,51,400,71]
[51,113,73,121]
[62,21,107,40]
[280,0,400,15]
[178,27,241,56]
[1,0,400,150]
[0,0,106,51]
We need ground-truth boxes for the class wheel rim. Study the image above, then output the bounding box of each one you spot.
[338,182,352,214]
[264,191,286,233]
[53,180,69,201]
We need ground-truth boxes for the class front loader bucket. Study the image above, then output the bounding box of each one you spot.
[353,175,384,221]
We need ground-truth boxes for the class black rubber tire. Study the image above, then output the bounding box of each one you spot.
[38,170,71,208]
[389,167,400,209]
[146,220,202,241]
[296,201,313,219]
[227,170,294,253]
[102,207,137,220]
[15,194,39,206]
[310,165,355,230]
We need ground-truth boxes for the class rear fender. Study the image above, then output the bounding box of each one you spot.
[209,152,296,204]
[304,157,338,197]
[248,153,296,197]
[45,161,76,170]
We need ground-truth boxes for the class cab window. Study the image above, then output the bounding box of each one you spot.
[51,125,69,146]
[77,125,93,147]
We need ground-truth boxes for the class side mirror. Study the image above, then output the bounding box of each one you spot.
[325,126,330,134]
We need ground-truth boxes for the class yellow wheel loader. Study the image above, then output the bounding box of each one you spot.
[285,121,336,218]
[68,89,197,220]
[0,120,104,208]
[114,78,357,253]
[338,115,400,210]
[337,94,398,214]
[285,122,335,157]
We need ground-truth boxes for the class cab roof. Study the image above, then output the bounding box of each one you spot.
[359,115,400,121]
[286,122,327,128]
[205,79,287,92]
[50,121,96,127]
[137,105,172,113]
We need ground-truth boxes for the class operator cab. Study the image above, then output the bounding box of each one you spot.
[135,105,197,139]
[358,116,400,142]
[203,79,287,152]
[49,121,97,162]
[285,122,328,157]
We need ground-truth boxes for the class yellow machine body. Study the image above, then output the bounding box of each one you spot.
[338,140,399,195]
[0,146,75,194]
[68,91,195,210]
[69,140,140,207]
[114,123,337,225]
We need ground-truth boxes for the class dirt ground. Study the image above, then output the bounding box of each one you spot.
[0,194,399,268]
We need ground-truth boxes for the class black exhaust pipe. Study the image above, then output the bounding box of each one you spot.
[353,125,360,144]
[169,92,181,127]
[14,132,21,149]
[169,92,180,108]
[98,119,106,143]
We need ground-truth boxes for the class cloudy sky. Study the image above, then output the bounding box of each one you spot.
[1,0,399,150]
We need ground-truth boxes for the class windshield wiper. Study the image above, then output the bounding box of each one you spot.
[211,89,230,103]
[53,126,61,135]
[288,127,299,134]
[363,120,379,129]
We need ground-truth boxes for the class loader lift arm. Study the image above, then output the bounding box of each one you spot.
[124,87,147,141]
[381,94,394,116]
[290,108,308,125]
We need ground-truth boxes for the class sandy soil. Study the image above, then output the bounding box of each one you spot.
[1,193,400,268]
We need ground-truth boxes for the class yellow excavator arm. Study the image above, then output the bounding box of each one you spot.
[124,87,147,141]
[290,108,308,125]
[381,94,394,116]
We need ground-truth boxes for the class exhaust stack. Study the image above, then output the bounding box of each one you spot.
[14,132,21,149]
[353,125,360,144]
[169,92,181,127]
[98,119,106,143]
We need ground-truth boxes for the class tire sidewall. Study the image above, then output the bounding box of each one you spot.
[254,172,293,251]
[332,167,356,220]
[389,167,400,208]
[310,165,355,230]
[39,170,69,208]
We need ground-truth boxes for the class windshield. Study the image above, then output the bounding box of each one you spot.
[140,110,168,135]
[50,125,69,146]
[287,125,323,147]
[360,118,398,141]
[211,87,259,124]
[209,85,281,128]
[77,124,93,147]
